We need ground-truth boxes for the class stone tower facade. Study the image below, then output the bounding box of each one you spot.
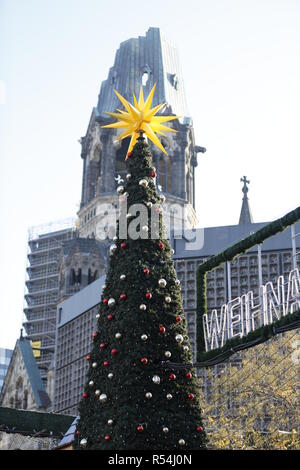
[57,237,107,302]
[77,27,205,240]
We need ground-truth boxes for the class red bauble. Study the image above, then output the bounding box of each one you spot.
[155,207,161,214]
[186,372,192,379]
[111,348,118,356]
[75,430,80,436]
[127,152,132,158]
[158,241,164,250]
[143,267,150,275]
[103,298,108,305]
[196,426,203,433]
[151,171,156,178]
[92,331,98,340]
[105,435,111,441]
[176,315,182,323]
[121,242,126,249]
[86,354,91,361]
[100,342,106,350]
[188,393,195,400]
[104,361,109,367]
[137,425,144,432]
[169,373,176,380]
[82,392,88,399]
[159,325,166,334]
[120,293,127,300]
[145,292,152,300]
[107,314,113,321]
[141,357,148,365]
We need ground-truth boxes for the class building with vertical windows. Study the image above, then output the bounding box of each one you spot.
[54,276,105,415]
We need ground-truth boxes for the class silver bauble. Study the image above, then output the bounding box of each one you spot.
[139,179,148,188]
[171,249,175,255]
[152,375,161,385]
[126,213,132,219]
[165,296,172,303]
[96,313,100,320]
[175,279,181,286]
[95,389,100,397]
[117,186,124,195]
[88,380,94,387]
[109,244,117,255]
[160,194,166,203]
[175,334,184,343]
[108,373,114,379]
[141,334,148,341]
[183,345,189,352]
[163,427,169,434]
[140,304,147,311]
[92,362,97,368]
[165,351,172,358]
[120,274,126,281]
[158,278,167,288]
[145,392,152,399]
[80,438,87,448]
[126,173,131,181]
[166,393,173,400]
[99,393,107,402]
[146,202,153,208]
[179,439,185,446]
[141,225,149,232]
[115,332,122,339]
[107,419,114,426]
[108,298,116,308]
[113,236,118,242]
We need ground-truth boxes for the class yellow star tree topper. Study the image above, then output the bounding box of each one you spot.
[102,83,179,158]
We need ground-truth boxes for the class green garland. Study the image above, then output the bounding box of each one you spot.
[196,206,300,361]
[0,407,75,438]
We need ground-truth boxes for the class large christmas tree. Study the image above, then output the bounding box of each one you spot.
[74,86,207,450]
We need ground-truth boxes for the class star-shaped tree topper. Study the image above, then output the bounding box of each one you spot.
[101,83,179,158]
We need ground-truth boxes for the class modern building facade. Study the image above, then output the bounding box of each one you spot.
[0,349,13,392]
[54,276,105,415]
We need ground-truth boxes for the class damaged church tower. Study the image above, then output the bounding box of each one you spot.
[77,27,205,239]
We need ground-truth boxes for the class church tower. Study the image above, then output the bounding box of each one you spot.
[77,27,205,239]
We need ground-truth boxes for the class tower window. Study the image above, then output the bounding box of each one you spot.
[142,71,149,87]
[71,269,82,285]
[23,390,28,410]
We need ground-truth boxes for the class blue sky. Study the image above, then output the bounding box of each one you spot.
[0,0,299,348]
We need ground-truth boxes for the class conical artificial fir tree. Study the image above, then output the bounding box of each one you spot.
[74,135,207,450]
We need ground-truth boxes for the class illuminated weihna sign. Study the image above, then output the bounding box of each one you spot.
[203,268,300,352]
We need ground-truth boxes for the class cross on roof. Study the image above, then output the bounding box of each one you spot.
[241,176,250,196]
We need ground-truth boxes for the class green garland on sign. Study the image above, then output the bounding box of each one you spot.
[0,407,75,438]
[196,206,300,361]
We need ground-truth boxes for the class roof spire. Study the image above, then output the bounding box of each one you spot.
[239,176,254,225]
